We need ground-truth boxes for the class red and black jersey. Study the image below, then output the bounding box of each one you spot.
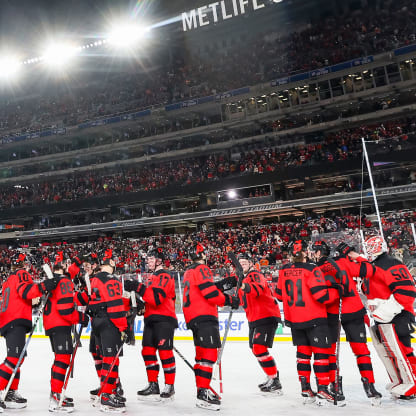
[362,253,416,315]
[89,272,127,332]
[142,269,178,327]
[318,256,373,321]
[183,262,226,328]
[276,262,336,329]
[238,269,281,328]
[0,269,43,335]
[43,274,83,333]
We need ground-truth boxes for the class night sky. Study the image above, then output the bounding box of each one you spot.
[0,0,193,53]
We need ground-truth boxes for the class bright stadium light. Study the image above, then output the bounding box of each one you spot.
[0,55,22,80]
[228,190,237,199]
[107,22,148,48]
[41,42,78,68]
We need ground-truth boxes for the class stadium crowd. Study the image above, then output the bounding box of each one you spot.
[1,209,415,284]
[0,0,416,139]
[0,118,414,210]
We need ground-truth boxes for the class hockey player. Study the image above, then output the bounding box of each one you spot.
[311,241,381,403]
[275,240,341,405]
[361,235,416,399]
[88,257,128,413]
[234,253,282,393]
[124,248,178,401]
[0,254,59,410]
[182,243,236,410]
[44,261,89,412]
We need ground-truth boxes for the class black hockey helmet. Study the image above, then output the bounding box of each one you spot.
[12,253,27,267]
[311,240,330,257]
[188,242,206,260]
[238,252,253,262]
[147,247,165,261]
[290,239,308,255]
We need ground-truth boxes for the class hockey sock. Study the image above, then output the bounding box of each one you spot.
[328,343,337,383]
[101,356,119,394]
[296,345,312,383]
[350,342,375,383]
[0,356,24,390]
[142,346,159,383]
[312,347,330,385]
[159,349,176,385]
[252,344,278,378]
[195,347,217,389]
[51,354,71,393]
[92,349,102,379]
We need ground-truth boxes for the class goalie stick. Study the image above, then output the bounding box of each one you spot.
[213,251,245,383]
[0,264,54,402]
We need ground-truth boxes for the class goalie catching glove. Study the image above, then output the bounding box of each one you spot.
[367,294,404,323]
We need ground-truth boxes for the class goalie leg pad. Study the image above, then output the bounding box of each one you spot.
[377,324,416,397]
[370,325,401,388]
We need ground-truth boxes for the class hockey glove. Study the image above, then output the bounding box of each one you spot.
[38,276,60,294]
[224,295,240,310]
[73,256,83,267]
[336,242,355,257]
[79,312,89,327]
[123,279,146,297]
[136,298,145,316]
[215,275,238,292]
[120,331,131,344]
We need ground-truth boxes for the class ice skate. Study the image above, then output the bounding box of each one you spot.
[49,392,74,413]
[160,384,175,401]
[137,382,161,402]
[4,389,27,409]
[196,388,221,411]
[260,376,283,395]
[90,387,100,401]
[316,384,346,407]
[329,376,345,401]
[100,393,126,413]
[300,376,316,404]
[362,377,382,406]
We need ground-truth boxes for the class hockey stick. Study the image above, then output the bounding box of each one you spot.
[58,324,84,408]
[94,342,124,405]
[173,346,221,398]
[213,251,245,381]
[326,258,344,406]
[1,264,54,402]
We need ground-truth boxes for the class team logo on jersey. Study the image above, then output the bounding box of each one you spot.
[158,339,166,346]
[254,332,261,339]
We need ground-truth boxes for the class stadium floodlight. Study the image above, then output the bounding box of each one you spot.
[228,190,237,199]
[41,42,78,68]
[107,21,148,48]
[0,55,21,80]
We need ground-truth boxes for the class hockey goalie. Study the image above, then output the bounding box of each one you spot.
[358,235,416,400]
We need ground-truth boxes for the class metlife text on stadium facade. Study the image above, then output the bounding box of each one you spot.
[182,0,269,31]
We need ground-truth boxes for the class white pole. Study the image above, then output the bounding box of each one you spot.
[361,138,385,241]
[176,272,183,309]
[411,223,416,248]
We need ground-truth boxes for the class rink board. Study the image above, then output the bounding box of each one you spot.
[28,312,415,342]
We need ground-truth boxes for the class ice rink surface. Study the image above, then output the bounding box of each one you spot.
[4,337,416,415]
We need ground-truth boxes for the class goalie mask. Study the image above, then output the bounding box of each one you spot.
[364,235,387,262]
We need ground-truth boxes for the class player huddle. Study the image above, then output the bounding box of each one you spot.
[0,234,414,413]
